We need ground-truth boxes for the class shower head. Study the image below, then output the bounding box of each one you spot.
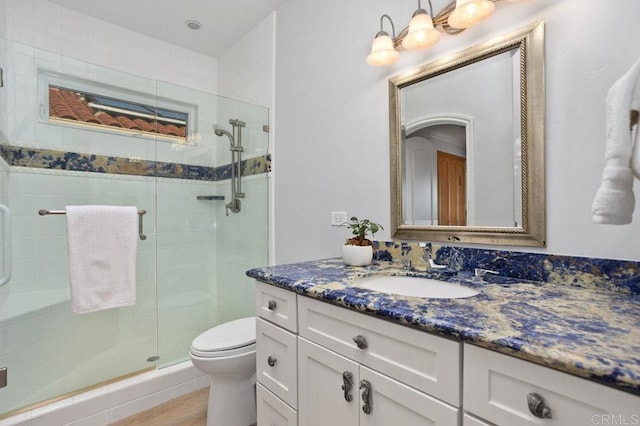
[214,128,234,145]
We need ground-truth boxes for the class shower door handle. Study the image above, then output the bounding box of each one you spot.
[0,204,12,287]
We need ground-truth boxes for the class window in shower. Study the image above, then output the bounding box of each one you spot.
[40,72,197,144]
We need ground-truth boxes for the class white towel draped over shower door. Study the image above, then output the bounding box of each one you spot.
[66,205,138,314]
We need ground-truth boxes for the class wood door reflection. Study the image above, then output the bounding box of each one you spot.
[437,151,466,226]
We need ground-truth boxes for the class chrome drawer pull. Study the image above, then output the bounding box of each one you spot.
[527,392,552,419]
[352,335,368,350]
[341,371,354,402]
[267,356,277,367]
[360,379,372,415]
[267,300,277,310]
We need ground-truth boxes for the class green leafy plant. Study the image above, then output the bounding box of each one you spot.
[342,216,383,246]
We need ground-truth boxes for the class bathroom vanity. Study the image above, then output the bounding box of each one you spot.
[249,259,640,426]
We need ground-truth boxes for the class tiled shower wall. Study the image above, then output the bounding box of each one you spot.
[0,166,223,413]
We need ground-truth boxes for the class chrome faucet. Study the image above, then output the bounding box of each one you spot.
[419,242,446,269]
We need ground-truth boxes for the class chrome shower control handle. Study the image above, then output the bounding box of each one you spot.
[267,356,277,367]
[353,335,368,350]
[527,392,552,419]
[267,300,277,310]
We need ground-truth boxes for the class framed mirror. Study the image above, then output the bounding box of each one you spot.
[389,21,545,246]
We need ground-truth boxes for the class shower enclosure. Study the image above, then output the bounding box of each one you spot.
[0,38,269,416]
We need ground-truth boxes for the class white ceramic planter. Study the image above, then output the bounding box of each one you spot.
[342,244,373,266]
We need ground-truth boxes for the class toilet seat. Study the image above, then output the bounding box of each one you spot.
[190,317,256,358]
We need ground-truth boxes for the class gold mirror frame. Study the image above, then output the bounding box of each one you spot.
[389,21,545,246]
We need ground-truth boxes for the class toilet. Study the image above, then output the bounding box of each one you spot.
[190,317,257,426]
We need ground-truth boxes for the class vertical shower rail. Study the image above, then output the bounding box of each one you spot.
[0,203,11,286]
[215,119,246,216]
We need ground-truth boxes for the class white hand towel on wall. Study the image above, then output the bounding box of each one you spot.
[66,205,138,314]
[592,58,640,224]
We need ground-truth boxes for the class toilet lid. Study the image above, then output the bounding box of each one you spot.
[191,317,256,353]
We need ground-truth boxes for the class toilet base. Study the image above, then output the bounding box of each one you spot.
[206,373,256,426]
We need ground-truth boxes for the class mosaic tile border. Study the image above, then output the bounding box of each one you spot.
[373,241,640,295]
[0,144,271,182]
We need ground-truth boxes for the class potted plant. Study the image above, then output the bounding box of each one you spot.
[341,216,383,266]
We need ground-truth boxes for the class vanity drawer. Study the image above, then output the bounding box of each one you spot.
[298,296,461,406]
[463,413,494,426]
[256,318,298,409]
[257,383,297,426]
[255,280,298,333]
[463,344,640,426]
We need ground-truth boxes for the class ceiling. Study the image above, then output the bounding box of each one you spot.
[49,0,286,58]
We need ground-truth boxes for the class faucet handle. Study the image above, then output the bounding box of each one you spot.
[474,268,499,277]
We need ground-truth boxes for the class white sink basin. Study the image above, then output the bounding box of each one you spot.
[353,276,479,299]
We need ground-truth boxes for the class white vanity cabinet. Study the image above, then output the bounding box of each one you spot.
[255,282,299,425]
[296,295,461,426]
[463,344,640,426]
[255,280,640,426]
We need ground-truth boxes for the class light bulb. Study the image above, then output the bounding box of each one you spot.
[402,10,441,50]
[366,32,400,66]
[448,0,495,29]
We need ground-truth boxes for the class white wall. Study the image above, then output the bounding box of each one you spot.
[273,0,640,263]
[2,0,217,93]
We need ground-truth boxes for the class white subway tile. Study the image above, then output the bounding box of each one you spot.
[194,374,210,390]
[107,399,140,424]
[136,388,169,413]
[0,411,32,426]
[70,386,109,420]
[167,381,196,401]
[68,410,109,426]
[30,398,73,426]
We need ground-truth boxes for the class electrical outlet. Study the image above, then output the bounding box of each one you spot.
[331,211,347,226]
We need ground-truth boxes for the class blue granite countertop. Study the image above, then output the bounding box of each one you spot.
[246,258,640,396]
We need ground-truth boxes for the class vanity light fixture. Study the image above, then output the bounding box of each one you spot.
[367,0,524,67]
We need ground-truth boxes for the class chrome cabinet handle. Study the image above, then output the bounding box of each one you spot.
[267,300,277,310]
[267,356,277,367]
[352,335,368,350]
[527,392,552,419]
[360,379,372,415]
[341,371,354,402]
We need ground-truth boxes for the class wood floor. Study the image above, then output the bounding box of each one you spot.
[112,388,208,426]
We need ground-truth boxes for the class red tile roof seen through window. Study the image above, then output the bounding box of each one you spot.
[48,87,187,139]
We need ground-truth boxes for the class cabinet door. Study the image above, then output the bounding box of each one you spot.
[359,366,459,426]
[298,337,359,426]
